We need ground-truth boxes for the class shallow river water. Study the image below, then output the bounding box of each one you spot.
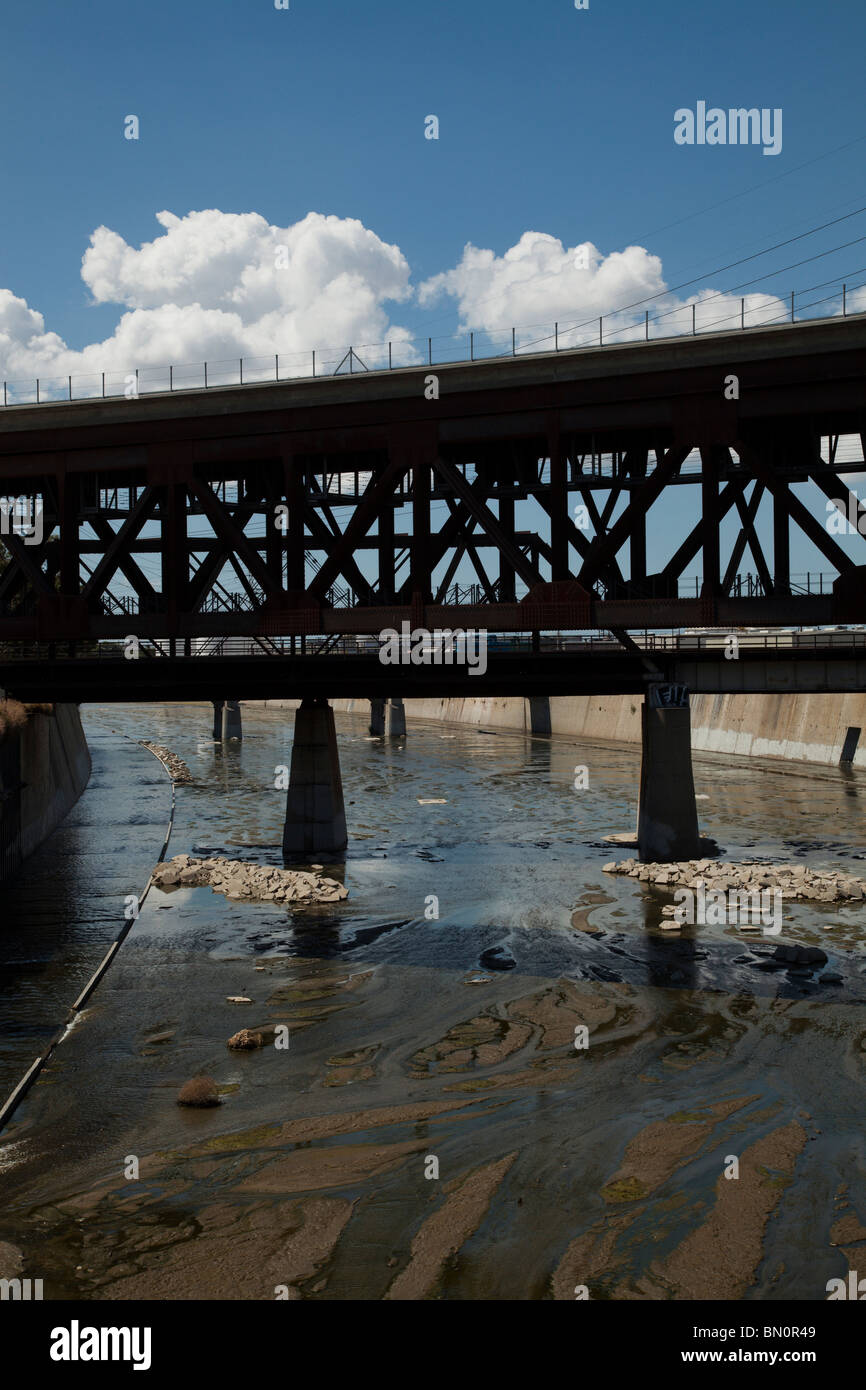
[0,701,864,1300]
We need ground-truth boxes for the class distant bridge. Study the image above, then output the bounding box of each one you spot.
[2,631,865,702]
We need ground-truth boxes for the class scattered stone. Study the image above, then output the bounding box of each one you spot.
[772,945,828,967]
[151,855,348,906]
[227,1028,266,1050]
[226,996,253,1004]
[139,740,193,784]
[479,946,516,971]
[602,857,866,906]
[820,972,843,985]
[177,1076,220,1107]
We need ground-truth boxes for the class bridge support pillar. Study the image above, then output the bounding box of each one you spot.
[369,698,386,737]
[386,698,406,737]
[528,696,552,737]
[212,701,224,741]
[221,700,243,741]
[637,685,701,863]
[283,698,347,861]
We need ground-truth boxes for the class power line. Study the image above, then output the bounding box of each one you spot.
[634,132,866,242]
[555,205,866,337]
[404,134,866,337]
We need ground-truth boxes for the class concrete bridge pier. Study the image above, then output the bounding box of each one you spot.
[283,698,348,861]
[370,698,406,737]
[528,696,552,737]
[386,698,406,737]
[213,700,242,741]
[369,698,386,736]
[637,684,702,862]
[221,700,243,741]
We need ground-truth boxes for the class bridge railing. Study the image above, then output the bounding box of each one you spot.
[1,628,864,663]
[2,276,863,408]
[0,570,841,623]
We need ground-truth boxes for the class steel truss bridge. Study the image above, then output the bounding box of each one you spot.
[1,314,865,697]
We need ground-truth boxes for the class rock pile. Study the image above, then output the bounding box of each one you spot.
[139,740,193,784]
[151,854,348,904]
[602,858,866,904]
[177,1075,220,1107]
[227,1025,281,1050]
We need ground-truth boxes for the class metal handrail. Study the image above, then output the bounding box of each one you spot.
[2,278,863,409]
[1,628,864,663]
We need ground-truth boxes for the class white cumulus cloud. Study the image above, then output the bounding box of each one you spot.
[419,231,664,335]
[0,209,416,387]
[0,212,796,392]
[418,231,788,348]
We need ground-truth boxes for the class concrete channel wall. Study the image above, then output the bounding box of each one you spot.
[259,693,866,769]
[0,705,92,880]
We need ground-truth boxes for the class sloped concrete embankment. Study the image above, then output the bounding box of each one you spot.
[0,704,92,880]
[259,693,866,769]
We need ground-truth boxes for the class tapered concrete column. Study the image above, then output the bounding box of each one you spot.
[637,684,701,862]
[283,698,347,860]
[369,698,386,736]
[221,700,243,741]
[212,701,224,740]
[528,696,551,737]
[386,698,406,737]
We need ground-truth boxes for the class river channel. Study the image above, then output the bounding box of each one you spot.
[0,700,864,1300]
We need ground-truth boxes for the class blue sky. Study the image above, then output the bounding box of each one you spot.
[3,0,865,348]
[2,0,865,588]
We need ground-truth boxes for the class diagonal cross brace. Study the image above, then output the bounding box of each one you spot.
[188,477,282,599]
[742,446,854,575]
[81,486,160,602]
[430,455,543,591]
[578,445,689,588]
[0,530,54,595]
[308,454,410,602]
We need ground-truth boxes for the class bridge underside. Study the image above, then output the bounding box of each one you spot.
[2,647,865,703]
[0,317,865,646]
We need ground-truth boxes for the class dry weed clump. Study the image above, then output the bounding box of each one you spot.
[0,700,29,742]
[176,1075,221,1108]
